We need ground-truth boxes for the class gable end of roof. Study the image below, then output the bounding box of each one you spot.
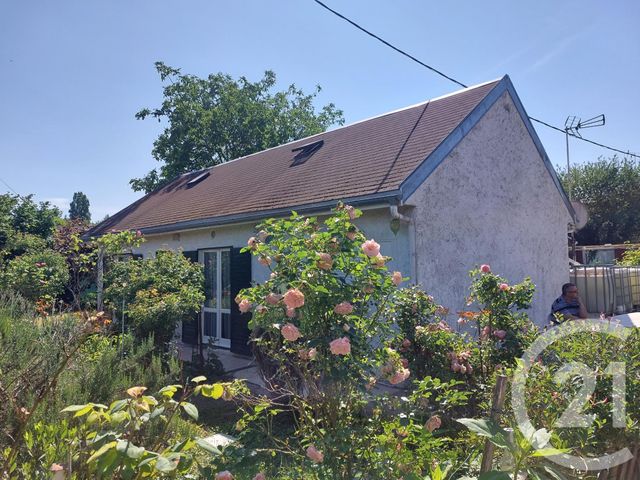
[400,75,574,219]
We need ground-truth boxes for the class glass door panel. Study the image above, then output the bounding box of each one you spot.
[200,249,231,348]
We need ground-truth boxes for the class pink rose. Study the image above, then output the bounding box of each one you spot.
[400,358,409,368]
[329,337,351,355]
[216,472,234,480]
[346,231,357,241]
[255,305,267,314]
[451,361,461,372]
[373,254,385,267]
[401,339,411,349]
[269,272,277,280]
[466,365,473,374]
[257,230,269,242]
[361,239,381,257]
[481,325,491,339]
[334,301,354,315]
[389,368,410,385]
[317,252,333,270]
[238,299,251,313]
[135,230,143,237]
[281,323,301,341]
[247,237,257,249]
[258,256,272,267]
[283,288,305,309]
[459,364,467,374]
[391,271,402,286]
[425,415,442,432]
[306,445,324,463]
[494,329,507,340]
[345,204,357,220]
[499,283,509,291]
[286,307,296,318]
[480,264,491,273]
[299,347,317,361]
[253,474,266,480]
[265,293,282,305]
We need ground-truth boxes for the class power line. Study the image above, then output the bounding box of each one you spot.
[312,0,640,160]
[0,176,19,196]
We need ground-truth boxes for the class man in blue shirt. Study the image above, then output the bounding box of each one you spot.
[549,283,588,324]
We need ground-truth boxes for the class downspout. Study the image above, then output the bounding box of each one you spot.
[389,205,418,285]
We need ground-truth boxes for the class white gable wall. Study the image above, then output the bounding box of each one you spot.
[406,91,571,325]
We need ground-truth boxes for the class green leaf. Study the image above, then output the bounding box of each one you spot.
[181,402,198,420]
[155,454,180,472]
[478,472,511,480]
[87,441,117,463]
[191,375,207,384]
[109,399,128,413]
[457,418,509,449]
[201,384,224,399]
[531,428,552,450]
[530,447,569,457]
[196,438,222,456]
[61,404,89,413]
[116,440,145,459]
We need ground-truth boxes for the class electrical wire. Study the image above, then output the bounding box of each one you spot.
[312,0,640,159]
[0,176,19,196]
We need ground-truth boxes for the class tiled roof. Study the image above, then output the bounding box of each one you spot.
[91,79,501,235]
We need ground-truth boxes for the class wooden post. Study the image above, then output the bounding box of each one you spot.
[96,246,105,311]
[480,375,508,473]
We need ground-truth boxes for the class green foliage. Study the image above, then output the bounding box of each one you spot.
[458,418,568,480]
[130,62,345,192]
[69,191,91,222]
[560,155,640,244]
[2,194,62,239]
[104,250,204,345]
[618,247,640,265]
[0,249,69,302]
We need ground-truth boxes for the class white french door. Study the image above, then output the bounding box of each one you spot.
[200,249,232,348]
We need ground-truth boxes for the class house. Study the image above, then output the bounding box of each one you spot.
[89,75,573,355]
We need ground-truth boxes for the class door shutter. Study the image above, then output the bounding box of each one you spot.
[230,247,252,355]
[181,250,200,345]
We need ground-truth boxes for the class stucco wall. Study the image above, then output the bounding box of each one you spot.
[132,206,411,288]
[407,91,571,325]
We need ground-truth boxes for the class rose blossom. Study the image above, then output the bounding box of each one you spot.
[499,283,509,291]
[247,237,257,249]
[299,347,317,361]
[361,239,381,257]
[216,472,234,480]
[253,474,266,480]
[493,329,507,340]
[334,301,354,315]
[480,264,491,273]
[346,231,357,241]
[329,337,351,355]
[389,368,410,385]
[255,305,267,314]
[373,254,386,267]
[286,307,296,318]
[317,252,333,270]
[425,415,442,433]
[258,256,272,267]
[391,271,402,286]
[257,230,269,241]
[345,204,357,220]
[265,293,282,305]
[238,299,251,313]
[281,323,301,341]
[400,358,409,368]
[306,445,324,463]
[401,339,411,349]
[283,288,305,309]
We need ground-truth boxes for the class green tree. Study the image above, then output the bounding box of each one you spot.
[68,191,91,222]
[9,194,62,239]
[130,62,345,193]
[560,156,640,245]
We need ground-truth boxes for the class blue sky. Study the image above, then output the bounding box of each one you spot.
[0,1,638,220]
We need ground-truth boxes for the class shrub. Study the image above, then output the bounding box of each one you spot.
[618,247,640,266]
[0,249,69,303]
[104,250,204,346]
